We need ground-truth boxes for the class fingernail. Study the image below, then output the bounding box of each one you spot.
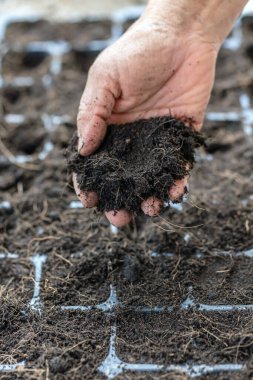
[78,137,84,153]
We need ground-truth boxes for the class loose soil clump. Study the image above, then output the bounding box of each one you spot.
[67,116,204,213]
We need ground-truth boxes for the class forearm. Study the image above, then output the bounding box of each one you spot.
[144,0,248,46]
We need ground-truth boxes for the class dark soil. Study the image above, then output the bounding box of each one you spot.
[0,117,46,155]
[0,14,253,380]
[2,50,51,81]
[0,302,110,380]
[67,117,204,213]
[117,311,253,364]
[4,19,112,47]
[1,82,46,115]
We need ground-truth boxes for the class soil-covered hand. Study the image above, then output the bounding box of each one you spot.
[74,15,219,227]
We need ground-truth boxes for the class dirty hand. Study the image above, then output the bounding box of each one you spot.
[74,0,247,227]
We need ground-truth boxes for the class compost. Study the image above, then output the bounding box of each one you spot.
[67,117,204,212]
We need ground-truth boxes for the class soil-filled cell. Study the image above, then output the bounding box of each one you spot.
[0,118,46,156]
[43,252,111,307]
[203,120,244,154]
[57,20,112,48]
[4,19,112,47]
[116,253,201,308]
[0,257,33,305]
[2,50,51,80]
[208,88,241,112]
[195,207,253,253]
[45,70,86,117]
[0,156,60,193]
[38,216,119,308]
[215,46,251,81]
[0,309,110,380]
[116,311,253,365]
[156,201,253,255]
[4,20,59,45]
[209,46,252,110]
[1,83,45,114]
[62,49,100,73]
[39,226,196,308]
[50,121,76,150]
[193,255,253,305]
[47,49,101,116]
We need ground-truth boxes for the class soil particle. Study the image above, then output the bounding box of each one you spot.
[49,355,72,374]
[67,116,204,213]
[122,253,141,283]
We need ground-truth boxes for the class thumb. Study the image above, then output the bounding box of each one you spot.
[77,63,120,156]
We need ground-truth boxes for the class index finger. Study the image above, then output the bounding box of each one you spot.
[77,64,120,156]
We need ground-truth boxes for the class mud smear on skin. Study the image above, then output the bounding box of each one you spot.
[67,116,204,213]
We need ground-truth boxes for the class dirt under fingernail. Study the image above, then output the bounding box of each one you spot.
[67,116,205,214]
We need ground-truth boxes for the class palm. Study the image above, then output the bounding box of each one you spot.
[104,20,217,130]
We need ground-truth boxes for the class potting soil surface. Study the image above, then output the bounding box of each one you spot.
[0,9,253,380]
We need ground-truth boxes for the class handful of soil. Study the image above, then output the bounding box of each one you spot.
[67,116,204,214]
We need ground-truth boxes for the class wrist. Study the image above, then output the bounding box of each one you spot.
[143,0,248,47]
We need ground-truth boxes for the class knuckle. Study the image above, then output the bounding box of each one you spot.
[88,61,98,78]
[88,52,107,78]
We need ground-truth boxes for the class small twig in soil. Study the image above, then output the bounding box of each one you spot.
[0,278,14,298]
[154,215,204,230]
[186,196,207,211]
[28,236,60,254]
[202,327,228,346]
[53,252,73,267]
[45,359,49,380]
[172,255,182,280]
[61,339,89,355]
[39,200,48,219]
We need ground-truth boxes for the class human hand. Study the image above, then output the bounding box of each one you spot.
[74,11,219,227]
